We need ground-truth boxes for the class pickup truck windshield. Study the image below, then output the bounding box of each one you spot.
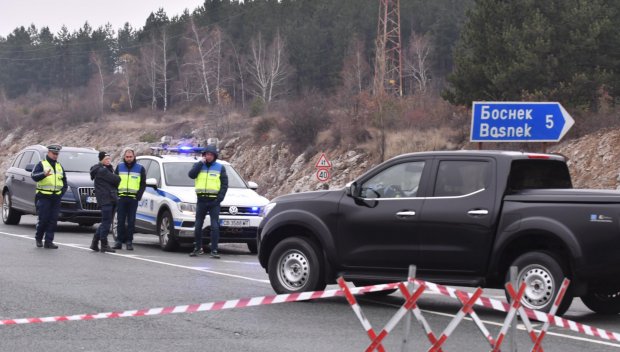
[507,159,572,191]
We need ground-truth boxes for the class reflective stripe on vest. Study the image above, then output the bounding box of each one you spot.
[118,163,142,197]
[36,160,64,195]
[195,162,222,197]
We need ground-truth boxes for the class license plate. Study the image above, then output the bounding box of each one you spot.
[220,219,250,227]
[86,196,97,204]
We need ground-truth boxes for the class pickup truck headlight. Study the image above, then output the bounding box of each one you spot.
[178,202,196,214]
[261,202,276,217]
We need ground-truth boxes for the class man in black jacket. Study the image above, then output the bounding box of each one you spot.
[113,147,146,250]
[89,151,121,253]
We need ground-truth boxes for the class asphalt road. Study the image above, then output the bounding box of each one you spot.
[1,216,619,352]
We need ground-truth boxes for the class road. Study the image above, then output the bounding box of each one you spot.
[1,216,619,352]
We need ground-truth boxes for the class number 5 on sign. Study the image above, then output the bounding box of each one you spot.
[316,168,330,182]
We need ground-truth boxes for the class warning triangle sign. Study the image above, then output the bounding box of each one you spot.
[315,153,332,168]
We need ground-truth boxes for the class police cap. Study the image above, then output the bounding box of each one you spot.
[47,144,62,153]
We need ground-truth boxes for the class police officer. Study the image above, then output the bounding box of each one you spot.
[31,144,67,249]
[188,144,228,258]
[113,147,146,250]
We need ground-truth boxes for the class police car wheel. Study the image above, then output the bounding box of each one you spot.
[157,210,179,252]
[2,191,21,225]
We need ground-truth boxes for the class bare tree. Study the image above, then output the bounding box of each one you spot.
[118,53,138,111]
[158,26,170,111]
[140,42,159,110]
[341,36,370,95]
[185,17,216,104]
[229,40,246,108]
[90,51,116,116]
[247,31,292,104]
[404,32,432,95]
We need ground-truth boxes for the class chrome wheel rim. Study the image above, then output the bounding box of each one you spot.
[2,193,9,222]
[159,216,170,247]
[519,264,555,310]
[277,249,309,291]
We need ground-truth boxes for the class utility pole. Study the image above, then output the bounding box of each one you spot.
[373,0,403,97]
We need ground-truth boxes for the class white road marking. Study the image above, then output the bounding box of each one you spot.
[0,231,270,284]
[362,297,620,348]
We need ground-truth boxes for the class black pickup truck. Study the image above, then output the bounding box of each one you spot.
[257,150,620,315]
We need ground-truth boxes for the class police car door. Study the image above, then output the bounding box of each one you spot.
[135,159,158,233]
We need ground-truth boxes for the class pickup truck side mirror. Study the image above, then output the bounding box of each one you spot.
[25,164,35,172]
[345,181,358,197]
[247,181,258,190]
[145,178,158,189]
[347,181,378,208]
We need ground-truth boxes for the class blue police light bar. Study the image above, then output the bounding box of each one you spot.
[150,145,206,155]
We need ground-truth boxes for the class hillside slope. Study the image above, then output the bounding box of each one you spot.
[1,115,618,201]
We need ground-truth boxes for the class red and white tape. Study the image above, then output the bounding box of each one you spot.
[411,278,620,343]
[0,282,400,326]
[2,277,619,345]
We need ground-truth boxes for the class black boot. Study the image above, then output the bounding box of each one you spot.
[35,237,43,248]
[89,234,99,251]
[100,238,116,253]
[43,241,58,249]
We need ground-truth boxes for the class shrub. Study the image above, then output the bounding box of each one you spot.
[250,97,265,117]
[139,132,158,143]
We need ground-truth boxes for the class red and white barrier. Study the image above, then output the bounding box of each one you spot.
[1,275,619,350]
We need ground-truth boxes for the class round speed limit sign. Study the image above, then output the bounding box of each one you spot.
[316,168,330,182]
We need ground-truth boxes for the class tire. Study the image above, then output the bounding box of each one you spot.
[2,191,21,225]
[507,251,573,315]
[157,210,179,252]
[353,281,398,296]
[247,241,258,254]
[581,288,620,314]
[268,237,326,294]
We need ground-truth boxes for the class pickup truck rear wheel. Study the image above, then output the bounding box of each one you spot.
[508,251,573,315]
[268,237,326,294]
[581,289,620,314]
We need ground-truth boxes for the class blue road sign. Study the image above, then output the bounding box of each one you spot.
[470,102,574,142]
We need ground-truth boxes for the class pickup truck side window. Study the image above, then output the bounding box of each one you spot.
[434,160,489,197]
[360,161,425,199]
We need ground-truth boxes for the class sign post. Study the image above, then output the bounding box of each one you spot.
[471,102,574,143]
[315,153,332,183]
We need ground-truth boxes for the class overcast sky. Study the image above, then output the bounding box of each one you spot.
[0,0,206,38]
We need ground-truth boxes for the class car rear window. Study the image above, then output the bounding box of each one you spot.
[507,159,572,191]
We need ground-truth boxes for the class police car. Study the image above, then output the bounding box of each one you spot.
[113,146,269,253]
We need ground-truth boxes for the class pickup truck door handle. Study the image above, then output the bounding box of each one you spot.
[396,211,416,218]
[468,209,489,216]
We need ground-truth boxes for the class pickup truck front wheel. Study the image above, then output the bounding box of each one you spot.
[508,252,573,315]
[268,237,326,294]
[581,289,620,314]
